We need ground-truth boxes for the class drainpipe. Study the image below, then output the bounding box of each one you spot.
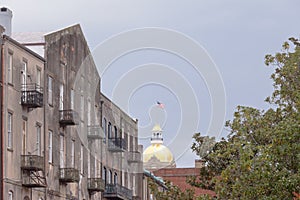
[0,32,4,200]
[43,58,47,200]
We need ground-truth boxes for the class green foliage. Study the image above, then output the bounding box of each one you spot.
[191,37,300,199]
[148,179,195,200]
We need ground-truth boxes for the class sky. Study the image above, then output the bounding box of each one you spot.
[2,0,300,167]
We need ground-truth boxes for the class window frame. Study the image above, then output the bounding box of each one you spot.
[8,190,13,200]
[80,144,84,174]
[103,118,107,143]
[36,124,41,156]
[7,112,13,149]
[48,130,53,163]
[71,140,75,167]
[48,75,53,105]
[8,51,13,85]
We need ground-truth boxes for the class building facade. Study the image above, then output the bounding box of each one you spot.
[152,160,215,198]
[1,27,46,200]
[0,7,143,200]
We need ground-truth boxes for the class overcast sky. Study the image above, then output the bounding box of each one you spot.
[2,0,300,167]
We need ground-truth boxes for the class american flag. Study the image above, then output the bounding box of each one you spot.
[157,101,165,109]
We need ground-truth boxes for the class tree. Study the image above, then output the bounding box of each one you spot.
[149,178,195,200]
[190,37,300,199]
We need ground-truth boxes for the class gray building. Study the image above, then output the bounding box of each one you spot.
[0,7,143,200]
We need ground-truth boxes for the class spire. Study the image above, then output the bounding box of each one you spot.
[151,124,163,144]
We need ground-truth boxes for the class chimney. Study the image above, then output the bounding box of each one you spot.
[0,7,12,36]
[195,159,205,168]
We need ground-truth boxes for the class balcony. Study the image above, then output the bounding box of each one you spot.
[59,110,79,126]
[104,184,133,200]
[88,178,105,192]
[108,138,127,152]
[21,155,44,171]
[127,151,141,163]
[87,125,104,139]
[22,171,46,187]
[21,84,43,108]
[59,168,80,183]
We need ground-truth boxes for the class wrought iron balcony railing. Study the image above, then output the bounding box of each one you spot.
[108,138,127,152]
[22,171,46,188]
[59,110,79,126]
[104,183,133,200]
[21,84,43,108]
[87,178,105,192]
[59,168,80,183]
[87,125,104,139]
[127,151,141,163]
[21,155,44,171]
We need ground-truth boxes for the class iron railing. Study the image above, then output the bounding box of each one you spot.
[21,155,44,171]
[22,171,46,187]
[87,178,105,192]
[59,110,79,126]
[87,125,104,139]
[108,138,127,152]
[59,168,80,183]
[21,84,43,108]
[104,183,133,200]
[127,151,141,163]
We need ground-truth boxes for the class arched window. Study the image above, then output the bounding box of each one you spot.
[103,118,107,143]
[23,196,30,200]
[108,122,112,138]
[108,170,112,184]
[114,172,118,184]
[103,167,107,184]
[8,191,13,200]
[114,126,118,138]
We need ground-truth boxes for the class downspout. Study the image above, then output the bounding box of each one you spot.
[0,34,4,200]
[43,58,47,200]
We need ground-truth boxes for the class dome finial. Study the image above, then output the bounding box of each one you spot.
[152,124,162,132]
[151,124,163,144]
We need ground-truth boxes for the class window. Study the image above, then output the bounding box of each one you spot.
[114,126,118,138]
[60,135,64,168]
[8,191,13,200]
[22,120,27,154]
[114,173,118,184]
[108,122,112,139]
[48,76,53,105]
[70,89,74,109]
[108,170,112,184]
[80,95,84,120]
[36,67,41,87]
[7,112,12,148]
[103,167,107,184]
[88,153,90,178]
[103,118,107,143]
[59,84,64,110]
[122,171,125,186]
[48,130,53,163]
[87,99,91,125]
[21,60,27,88]
[71,140,75,167]
[94,158,97,177]
[132,174,136,195]
[36,125,41,155]
[80,144,84,174]
[8,53,13,84]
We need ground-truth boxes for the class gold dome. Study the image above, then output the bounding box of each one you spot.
[143,143,174,163]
